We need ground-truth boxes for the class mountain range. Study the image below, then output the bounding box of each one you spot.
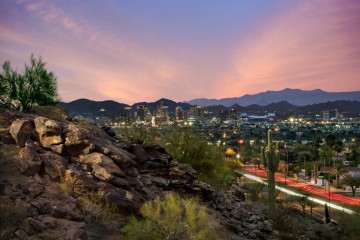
[57,89,360,118]
[57,98,192,116]
[186,88,360,107]
[57,99,130,116]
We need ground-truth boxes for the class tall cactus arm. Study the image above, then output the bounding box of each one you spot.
[261,147,267,169]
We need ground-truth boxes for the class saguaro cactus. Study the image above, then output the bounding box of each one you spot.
[261,129,280,211]
[324,203,331,224]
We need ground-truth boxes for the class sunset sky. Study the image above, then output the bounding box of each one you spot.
[1,0,360,104]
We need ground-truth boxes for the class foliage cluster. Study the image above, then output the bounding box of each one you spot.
[0,55,58,112]
[288,191,318,216]
[123,193,212,240]
[116,126,159,143]
[341,174,360,197]
[161,128,235,187]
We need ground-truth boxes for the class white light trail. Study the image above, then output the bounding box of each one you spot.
[237,171,355,214]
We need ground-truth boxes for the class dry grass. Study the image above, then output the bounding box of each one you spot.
[0,198,27,240]
[79,191,123,229]
[33,105,70,122]
[55,181,74,200]
[0,144,26,184]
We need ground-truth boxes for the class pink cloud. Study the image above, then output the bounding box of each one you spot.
[2,0,359,104]
[219,0,360,98]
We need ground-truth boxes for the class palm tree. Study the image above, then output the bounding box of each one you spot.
[334,140,343,162]
[332,161,347,188]
[320,145,334,168]
[310,137,321,184]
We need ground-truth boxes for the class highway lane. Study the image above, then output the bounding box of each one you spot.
[243,167,360,207]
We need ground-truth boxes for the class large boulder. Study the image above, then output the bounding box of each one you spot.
[92,164,115,181]
[64,165,98,194]
[34,117,63,148]
[142,143,172,165]
[169,162,197,186]
[40,151,67,180]
[50,144,65,155]
[79,152,126,178]
[101,187,143,214]
[10,119,34,147]
[92,137,136,167]
[130,144,150,163]
[19,146,43,176]
[64,124,95,156]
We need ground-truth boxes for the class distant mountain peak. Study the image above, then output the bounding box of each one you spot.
[187,89,360,107]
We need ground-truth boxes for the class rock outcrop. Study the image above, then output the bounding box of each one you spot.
[0,111,280,239]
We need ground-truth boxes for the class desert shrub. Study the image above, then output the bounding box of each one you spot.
[123,193,212,240]
[123,216,162,240]
[249,182,265,202]
[270,205,295,234]
[55,181,74,200]
[0,55,59,111]
[80,191,121,229]
[34,105,70,122]
[115,126,157,143]
[161,128,235,188]
[116,126,236,187]
[0,198,26,239]
[337,212,360,240]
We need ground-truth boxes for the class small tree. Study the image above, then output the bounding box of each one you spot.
[306,197,317,216]
[294,192,309,216]
[341,174,360,197]
[123,193,212,240]
[0,54,59,111]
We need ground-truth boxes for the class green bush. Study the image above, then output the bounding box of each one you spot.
[0,55,59,112]
[115,126,156,143]
[123,193,212,240]
[161,128,235,187]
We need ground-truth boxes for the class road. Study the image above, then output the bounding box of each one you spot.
[244,166,360,207]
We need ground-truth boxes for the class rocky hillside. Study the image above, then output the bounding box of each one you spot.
[0,109,280,240]
[0,108,342,240]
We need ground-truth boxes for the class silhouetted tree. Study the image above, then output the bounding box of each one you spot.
[341,174,360,197]
[332,161,346,188]
[334,140,344,162]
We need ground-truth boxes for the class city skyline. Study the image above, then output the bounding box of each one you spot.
[1,0,360,104]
